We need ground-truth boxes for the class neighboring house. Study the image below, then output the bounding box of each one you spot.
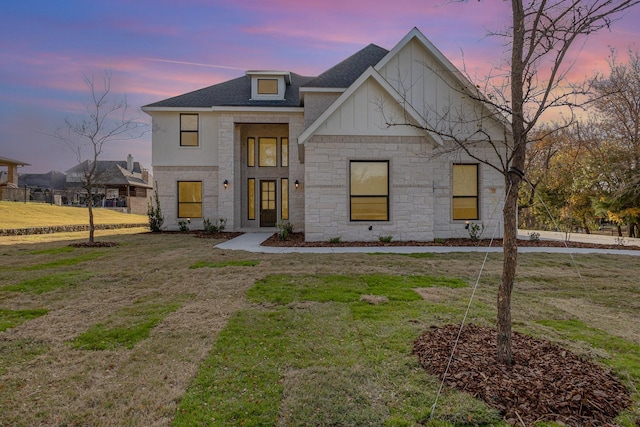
[143,27,509,241]
[18,171,68,204]
[0,156,31,201]
[65,154,152,215]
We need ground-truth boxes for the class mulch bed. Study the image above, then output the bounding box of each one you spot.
[262,232,639,250]
[69,241,119,247]
[413,324,632,426]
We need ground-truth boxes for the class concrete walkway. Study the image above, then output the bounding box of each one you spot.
[215,230,640,256]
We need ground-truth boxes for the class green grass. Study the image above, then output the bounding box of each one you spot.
[189,260,260,269]
[248,273,468,305]
[0,308,49,332]
[173,274,501,426]
[538,319,640,382]
[4,251,108,271]
[29,246,75,255]
[70,296,189,350]
[1,271,92,294]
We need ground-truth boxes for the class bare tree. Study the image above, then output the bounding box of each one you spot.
[56,70,147,244]
[383,1,640,364]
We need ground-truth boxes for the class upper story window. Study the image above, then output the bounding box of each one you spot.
[257,79,278,95]
[180,114,199,147]
[247,71,291,100]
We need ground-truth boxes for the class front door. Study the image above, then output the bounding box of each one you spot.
[260,180,277,227]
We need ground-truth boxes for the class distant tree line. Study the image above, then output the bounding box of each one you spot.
[520,49,640,238]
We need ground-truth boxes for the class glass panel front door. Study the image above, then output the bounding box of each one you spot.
[260,180,277,227]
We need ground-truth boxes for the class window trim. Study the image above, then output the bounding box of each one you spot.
[177,180,203,218]
[452,163,479,220]
[180,114,199,147]
[349,160,389,222]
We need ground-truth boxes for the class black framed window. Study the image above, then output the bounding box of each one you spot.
[350,161,389,221]
[180,114,198,147]
[452,164,479,220]
[177,181,202,218]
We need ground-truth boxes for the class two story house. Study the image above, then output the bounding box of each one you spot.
[143,27,509,241]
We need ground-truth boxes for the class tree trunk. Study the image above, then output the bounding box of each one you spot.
[498,173,519,365]
[88,198,95,244]
[497,0,526,365]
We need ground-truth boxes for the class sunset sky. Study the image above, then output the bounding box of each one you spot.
[1,0,639,174]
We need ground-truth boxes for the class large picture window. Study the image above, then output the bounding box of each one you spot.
[177,181,202,218]
[452,164,479,220]
[180,114,199,147]
[350,161,389,221]
[259,137,277,167]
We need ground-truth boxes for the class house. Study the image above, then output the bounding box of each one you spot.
[65,154,152,215]
[143,27,509,241]
[18,171,67,204]
[0,156,31,201]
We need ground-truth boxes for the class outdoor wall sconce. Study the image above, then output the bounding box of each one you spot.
[295,180,299,189]
[465,221,470,229]
[223,179,229,189]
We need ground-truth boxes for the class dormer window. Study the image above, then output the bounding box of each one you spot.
[257,79,278,95]
[247,71,291,100]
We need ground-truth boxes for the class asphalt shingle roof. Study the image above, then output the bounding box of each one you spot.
[302,44,389,88]
[145,73,314,109]
[144,43,389,109]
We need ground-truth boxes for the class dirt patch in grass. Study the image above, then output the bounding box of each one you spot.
[413,324,631,426]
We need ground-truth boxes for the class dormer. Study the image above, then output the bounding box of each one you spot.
[247,70,291,101]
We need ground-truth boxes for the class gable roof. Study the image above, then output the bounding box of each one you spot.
[298,66,442,146]
[66,160,144,175]
[302,44,389,89]
[144,72,314,109]
[376,27,511,132]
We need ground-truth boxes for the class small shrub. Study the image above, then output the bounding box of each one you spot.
[378,235,393,243]
[529,231,541,241]
[615,236,626,246]
[277,221,294,241]
[203,217,226,234]
[147,185,164,232]
[465,222,484,240]
[178,219,190,232]
[329,237,341,243]
[434,237,446,244]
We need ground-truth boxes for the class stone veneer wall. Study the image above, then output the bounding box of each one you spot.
[304,136,506,242]
[431,143,505,239]
[303,93,341,128]
[304,135,434,242]
[216,112,305,232]
[152,165,218,231]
